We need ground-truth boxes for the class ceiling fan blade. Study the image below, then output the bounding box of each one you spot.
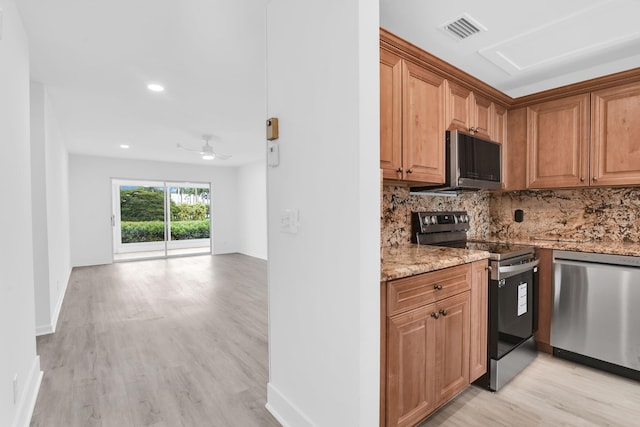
[216,153,232,160]
[177,143,201,152]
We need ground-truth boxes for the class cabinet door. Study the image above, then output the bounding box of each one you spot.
[380,49,404,180]
[446,81,472,134]
[591,82,640,186]
[504,107,528,190]
[435,292,470,406]
[403,62,446,184]
[469,260,488,382]
[386,305,437,427]
[527,94,590,188]
[492,104,507,144]
[472,93,494,139]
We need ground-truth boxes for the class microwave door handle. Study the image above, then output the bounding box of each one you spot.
[498,259,540,276]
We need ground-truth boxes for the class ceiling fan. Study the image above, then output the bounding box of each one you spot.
[177,135,232,161]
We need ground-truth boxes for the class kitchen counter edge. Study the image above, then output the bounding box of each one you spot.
[381,245,490,282]
[381,238,640,282]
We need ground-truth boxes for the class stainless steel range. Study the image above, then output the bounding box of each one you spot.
[412,211,540,391]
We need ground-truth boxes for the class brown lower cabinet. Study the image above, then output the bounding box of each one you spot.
[381,260,488,427]
[534,248,554,354]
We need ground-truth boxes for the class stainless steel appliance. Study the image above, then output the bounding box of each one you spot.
[552,250,640,380]
[410,130,502,193]
[412,211,539,391]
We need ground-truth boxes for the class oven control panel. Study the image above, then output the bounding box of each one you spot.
[412,211,470,234]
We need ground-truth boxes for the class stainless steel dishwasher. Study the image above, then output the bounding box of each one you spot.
[552,250,640,379]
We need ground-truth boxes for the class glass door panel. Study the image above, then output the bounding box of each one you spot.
[113,180,167,261]
[166,183,211,257]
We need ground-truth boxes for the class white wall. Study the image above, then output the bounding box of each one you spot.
[0,1,43,426]
[29,82,52,334]
[69,155,240,266]
[237,160,267,259]
[30,82,72,336]
[265,0,380,425]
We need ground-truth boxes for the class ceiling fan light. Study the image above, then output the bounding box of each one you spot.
[147,83,165,92]
[202,153,215,160]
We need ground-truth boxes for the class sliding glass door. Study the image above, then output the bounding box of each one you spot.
[112,179,211,261]
[166,182,211,257]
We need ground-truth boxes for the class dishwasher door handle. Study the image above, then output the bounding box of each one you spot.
[555,257,640,271]
[498,258,540,277]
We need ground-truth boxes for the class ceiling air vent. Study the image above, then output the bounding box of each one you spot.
[441,14,486,40]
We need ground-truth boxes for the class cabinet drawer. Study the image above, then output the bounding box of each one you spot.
[387,264,471,316]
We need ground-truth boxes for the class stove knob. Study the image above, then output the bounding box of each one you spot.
[463,215,469,223]
[422,216,430,225]
[431,215,438,224]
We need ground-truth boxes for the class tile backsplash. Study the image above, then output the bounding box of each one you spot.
[382,185,640,246]
[381,186,491,246]
[489,187,640,243]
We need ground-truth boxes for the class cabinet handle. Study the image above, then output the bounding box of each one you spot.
[439,309,448,316]
[469,127,477,134]
[486,266,492,272]
[431,312,440,319]
[396,167,403,173]
[593,176,598,182]
[434,284,443,290]
[406,168,413,174]
[580,177,585,182]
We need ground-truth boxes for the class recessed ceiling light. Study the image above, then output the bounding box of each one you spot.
[147,83,165,92]
[120,144,130,149]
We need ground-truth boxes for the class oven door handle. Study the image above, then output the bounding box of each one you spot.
[497,258,540,277]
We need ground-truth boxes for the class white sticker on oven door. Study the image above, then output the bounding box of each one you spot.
[517,283,528,316]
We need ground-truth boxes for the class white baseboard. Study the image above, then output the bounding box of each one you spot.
[266,382,314,427]
[35,269,70,336]
[35,324,54,336]
[12,356,43,427]
[50,269,70,332]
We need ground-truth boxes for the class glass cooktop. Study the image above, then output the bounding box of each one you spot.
[465,240,535,260]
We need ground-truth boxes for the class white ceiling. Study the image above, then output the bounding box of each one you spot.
[17,0,270,166]
[16,0,640,166]
[380,0,640,98]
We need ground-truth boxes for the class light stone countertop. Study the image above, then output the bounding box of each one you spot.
[381,245,490,282]
[381,238,640,282]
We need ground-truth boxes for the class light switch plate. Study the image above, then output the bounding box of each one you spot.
[280,209,299,234]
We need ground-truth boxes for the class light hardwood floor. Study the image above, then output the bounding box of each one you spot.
[31,254,640,426]
[420,353,640,426]
[30,254,280,427]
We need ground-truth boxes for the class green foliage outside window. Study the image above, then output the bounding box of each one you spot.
[121,220,210,243]
[119,187,211,243]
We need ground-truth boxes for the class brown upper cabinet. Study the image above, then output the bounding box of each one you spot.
[527,94,591,188]
[380,48,446,184]
[507,81,640,190]
[446,81,503,142]
[380,29,509,187]
[493,104,508,144]
[591,81,640,186]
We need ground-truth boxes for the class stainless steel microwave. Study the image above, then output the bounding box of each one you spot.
[411,130,502,193]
